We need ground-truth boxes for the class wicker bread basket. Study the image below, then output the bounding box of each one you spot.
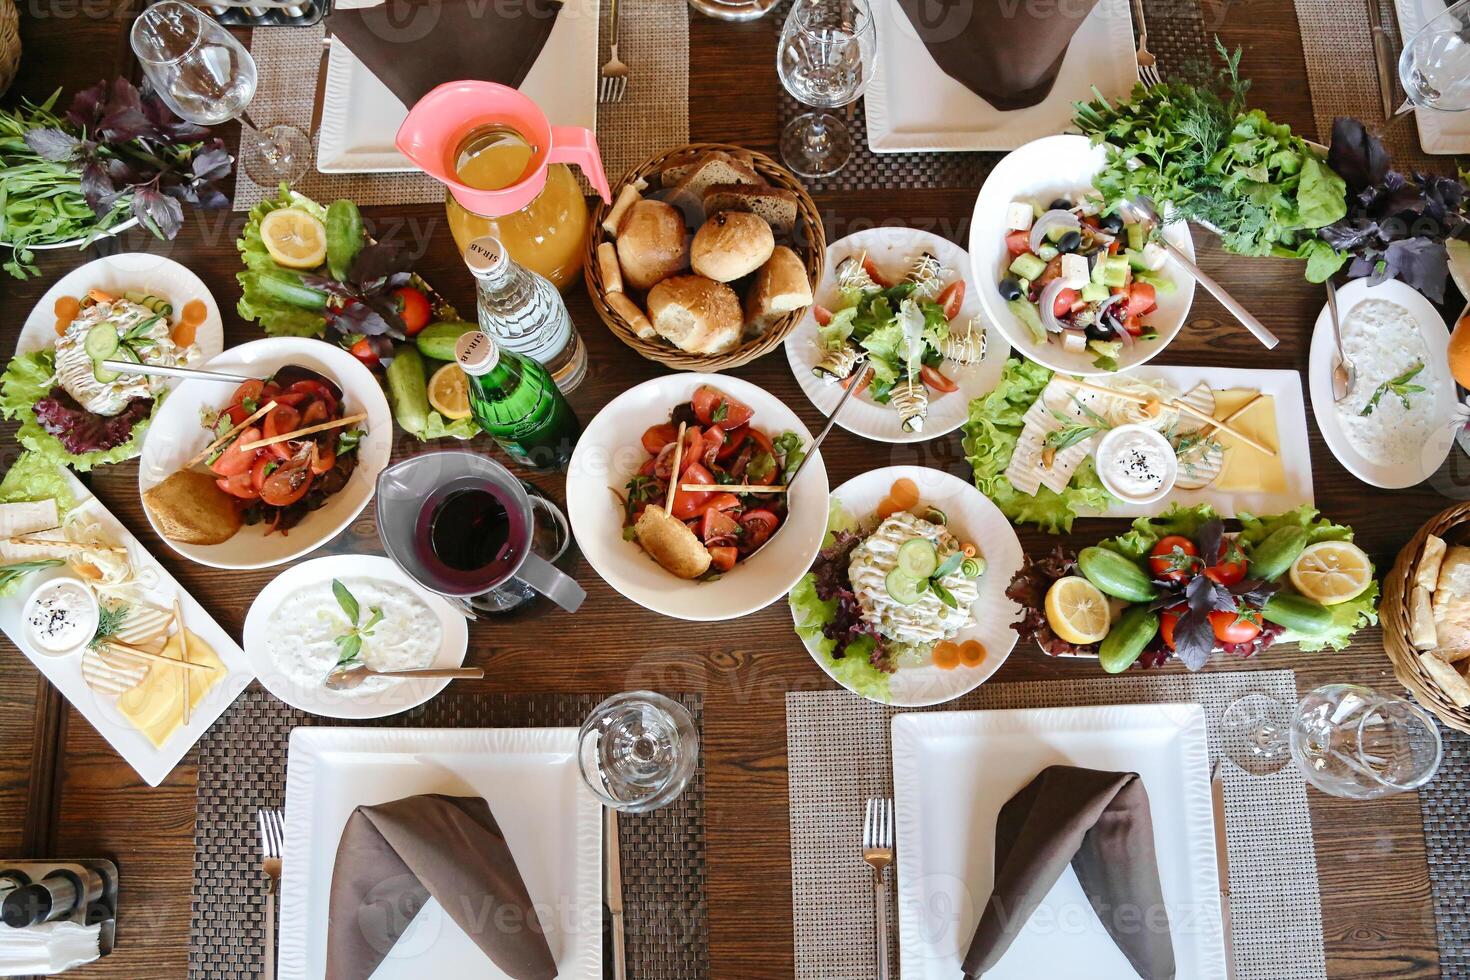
[0,0,19,98]
[1382,500,1470,733]
[584,142,825,371]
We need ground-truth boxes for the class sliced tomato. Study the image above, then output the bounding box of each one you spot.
[715,424,748,463]
[840,367,873,394]
[210,427,261,477]
[300,398,329,429]
[637,456,659,478]
[1148,535,1199,582]
[1051,287,1080,319]
[264,404,302,461]
[690,386,754,428]
[700,492,742,515]
[700,506,740,544]
[1209,609,1262,645]
[216,470,259,499]
[707,546,738,573]
[861,255,891,288]
[669,463,716,521]
[738,509,781,552]
[393,286,433,335]
[936,280,965,320]
[813,304,834,327]
[700,425,725,468]
[743,429,779,486]
[919,364,958,393]
[1125,281,1157,318]
[309,439,336,476]
[289,379,338,416]
[224,379,266,424]
[1123,314,1144,336]
[641,422,679,455]
[250,454,275,493]
[1160,607,1183,650]
[1036,256,1063,286]
[259,455,314,507]
[1005,230,1031,257]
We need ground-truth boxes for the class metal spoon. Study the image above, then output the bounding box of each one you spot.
[1118,196,1280,350]
[324,664,485,691]
[100,359,252,384]
[1325,279,1356,402]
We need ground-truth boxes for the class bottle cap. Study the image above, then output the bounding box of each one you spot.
[463,236,508,279]
[455,331,500,375]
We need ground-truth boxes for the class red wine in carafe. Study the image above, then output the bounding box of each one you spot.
[430,487,513,572]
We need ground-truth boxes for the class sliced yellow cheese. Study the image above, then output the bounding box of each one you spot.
[1211,390,1286,494]
[117,629,222,748]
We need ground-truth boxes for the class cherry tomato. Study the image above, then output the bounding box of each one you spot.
[707,546,738,573]
[700,492,742,516]
[1160,607,1183,650]
[936,280,965,320]
[260,455,314,507]
[1004,230,1031,257]
[919,364,958,393]
[1125,281,1157,318]
[1149,535,1199,582]
[1123,314,1144,336]
[250,454,274,493]
[700,425,725,468]
[840,366,874,394]
[861,255,891,288]
[641,422,679,455]
[300,398,329,428]
[1204,557,1247,586]
[690,386,754,428]
[348,338,379,368]
[289,379,338,416]
[264,404,302,462]
[393,286,432,335]
[309,440,336,476]
[715,424,748,463]
[700,506,740,544]
[210,427,261,477]
[1052,287,1080,319]
[216,471,259,500]
[738,508,781,552]
[813,304,834,327]
[224,379,266,424]
[669,463,716,521]
[1209,609,1262,645]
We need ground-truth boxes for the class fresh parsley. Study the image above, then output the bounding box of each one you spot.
[1359,362,1426,416]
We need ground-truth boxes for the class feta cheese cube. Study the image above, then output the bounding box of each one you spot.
[1141,242,1168,271]
[1060,253,1090,288]
[1061,329,1088,353]
[1005,202,1033,232]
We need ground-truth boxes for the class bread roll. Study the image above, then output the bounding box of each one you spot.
[646,275,743,354]
[691,211,774,283]
[143,469,242,545]
[634,504,711,579]
[744,245,813,335]
[616,199,689,290]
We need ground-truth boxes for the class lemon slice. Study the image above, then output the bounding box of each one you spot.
[428,363,473,420]
[1044,576,1112,645]
[1448,238,1470,301]
[1288,541,1373,605]
[259,207,327,270]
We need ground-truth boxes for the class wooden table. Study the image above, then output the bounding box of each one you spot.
[0,1,1449,976]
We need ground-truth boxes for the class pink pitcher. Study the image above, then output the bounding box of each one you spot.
[396,81,611,289]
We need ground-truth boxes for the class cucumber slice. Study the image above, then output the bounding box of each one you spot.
[92,345,137,384]
[83,323,120,361]
[885,569,926,606]
[896,538,938,578]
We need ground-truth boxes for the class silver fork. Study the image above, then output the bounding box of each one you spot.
[863,798,894,980]
[598,0,629,103]
[1131,0,1162,87]
[258,809,284,980]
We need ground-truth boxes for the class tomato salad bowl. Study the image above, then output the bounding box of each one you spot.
[567,373,829,622]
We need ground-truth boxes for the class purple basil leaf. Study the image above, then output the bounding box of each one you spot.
[79,161,116,214]
[1231,578,1279,608]
[190,143,234,183]
[131,186,184,239]
[332,302,401,339]
[193,186,230,211]
[1173,609,1215,671]
[1320,217,1379,252]
[23,127,80,162]
[347,242,415,286]
[65,80,108,130]
[161,182,200,206]
[1382,237,1449,302]
[1197,518,1224,567]
[1329,117,1391,193]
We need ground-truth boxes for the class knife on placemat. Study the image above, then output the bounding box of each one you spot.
[605,807,627,980]
[1211,760,1235,980]
[1366,0,1400,119]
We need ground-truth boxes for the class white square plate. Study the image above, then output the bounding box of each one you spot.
[1393,0,1470,154]
[317,0,600,173]
[891,703,1225,980]
[279,727,603,979]
[0,469,252,787]
[864,0,1136,153]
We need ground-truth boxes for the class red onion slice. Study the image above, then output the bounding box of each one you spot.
[1038,279,1070,334]
[1028,210,1081,254]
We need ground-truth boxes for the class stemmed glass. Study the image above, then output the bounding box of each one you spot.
[577,691,698,812]
[130,0,310,184]
[1396,0,1470,115]
[776,0,876,179]
[1221,684,1442,798]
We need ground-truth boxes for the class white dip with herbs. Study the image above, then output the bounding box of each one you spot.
[1095,425,1177,502]
[1335,298,1437,466]
[263,576,440,696]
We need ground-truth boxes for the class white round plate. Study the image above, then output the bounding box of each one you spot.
[567,372,829,622]
[1308,277,1458,489]
[784,227,1012,443]
[17,251,224,365]
[137,337,392,569]
[793,465,1022,707]
[243,555,469,719]
[969,133,1197,377]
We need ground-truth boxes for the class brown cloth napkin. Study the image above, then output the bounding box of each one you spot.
[895,0,1098,111]
[327,0,562,109]
[962,766,1175,979]
[326,794,557,980]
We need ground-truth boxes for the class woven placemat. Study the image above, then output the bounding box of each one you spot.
[232,0,689,208]
[189,687,707,980]
[1416,724,1470,977]
[787,668,1327,980]
[774,0,1209,194]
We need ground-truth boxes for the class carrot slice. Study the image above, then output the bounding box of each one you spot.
[932,641,960,670]
[180,298,207,325]
[874,496,904,520]
[53,296,80,335]
[87,288,115,304]
[959,640,987,668]
[888,478,920,509]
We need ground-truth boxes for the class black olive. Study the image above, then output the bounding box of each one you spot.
[1056,230,1083,253]
[1048,197,1073,211]
[1085,322,1115,342]
[998,277,1023,301]
[1099,212,1125,234]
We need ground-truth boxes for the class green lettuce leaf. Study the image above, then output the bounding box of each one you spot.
[235,185,329,338]
[0,452,75,513]
[1235,504,1353,548]
[421,410,479,441]
[961,358,1113,534]
[859,320,905,383]
[1281,579,1379,651]
[0,350,151,471]
[789,573,889,702]
[1101,503,1223,561]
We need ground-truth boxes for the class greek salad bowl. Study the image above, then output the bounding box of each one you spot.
[970,133,1197,377]
[566,373,828,622]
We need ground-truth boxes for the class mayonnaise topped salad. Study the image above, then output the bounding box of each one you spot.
[55,297,198,416]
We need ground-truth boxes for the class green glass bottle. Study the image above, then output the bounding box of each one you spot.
[454,331,581,470]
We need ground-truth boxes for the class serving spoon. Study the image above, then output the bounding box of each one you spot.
[1324,279,1356,402]
[99,359,252,384]
[324,663,485,691]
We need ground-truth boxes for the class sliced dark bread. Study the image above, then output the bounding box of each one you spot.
[701,183,800,236]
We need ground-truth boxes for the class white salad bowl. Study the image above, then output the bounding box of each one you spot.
[793,465,1023,707]
[566,373,828,622]
[137,337,392,570]
[784,226,1012,444]
[969,133,1197,377]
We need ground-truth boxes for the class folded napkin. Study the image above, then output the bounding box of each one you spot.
[962,766,1175,979]
[327,794,556,980]
[895,0,1098,111]
[0,920,102,976]
[327,0,562,109]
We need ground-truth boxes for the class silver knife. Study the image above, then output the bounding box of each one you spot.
[605,808,627,980]
[1366,0,1399,119]
[1211,761,1235,980]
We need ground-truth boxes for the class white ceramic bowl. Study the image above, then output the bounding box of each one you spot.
[567,373,829,621]
[1094,423,1179,505]
[137,338,392,569]
[969,133,1197,376]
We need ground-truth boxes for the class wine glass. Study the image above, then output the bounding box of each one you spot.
[1221,684,1443,798]
[776,0,877,178]
[577,691,697,812]
[1396,0,1470,115]
[130,0,310,184]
